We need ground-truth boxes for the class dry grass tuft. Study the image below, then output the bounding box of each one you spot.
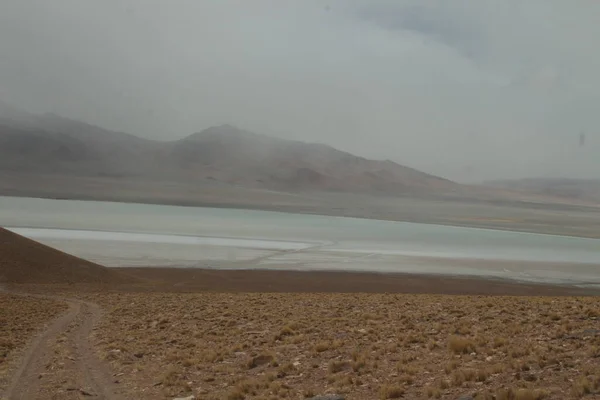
[448,335,476,354]
[80,292,600,400]
[379,384,405,399]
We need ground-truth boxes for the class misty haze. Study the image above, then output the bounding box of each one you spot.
[1,0,599,182]
[1,2,600,400]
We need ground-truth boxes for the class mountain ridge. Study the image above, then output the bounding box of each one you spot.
[0,102,459,196]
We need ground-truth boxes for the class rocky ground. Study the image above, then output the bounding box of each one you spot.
[77,292,600,400]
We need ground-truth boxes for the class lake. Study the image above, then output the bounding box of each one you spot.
[1,196,599,286]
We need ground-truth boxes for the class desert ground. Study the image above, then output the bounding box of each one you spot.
[2,229,600,400]
[2,282,600,400]
[87,291,600,400]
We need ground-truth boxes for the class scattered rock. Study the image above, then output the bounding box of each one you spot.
[456,395,474,400]
[133,351,144,358]
[247,354,274,369]
[310,395,345,400]
[523,373,538,382]
[79,388,95,396]
[566,329,600,339]
[173,396,195,400]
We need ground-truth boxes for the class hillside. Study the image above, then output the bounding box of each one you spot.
[0,228,134,284]
[0,102,460,196]
[161,125,457,193]
[0,106,158,177]
[486,178,600,204]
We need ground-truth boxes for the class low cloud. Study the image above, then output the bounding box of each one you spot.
[0,0,598,181]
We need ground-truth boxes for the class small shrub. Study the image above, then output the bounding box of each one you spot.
[379,384,405,399]
[328,360,349,374]
[448,335,475,354]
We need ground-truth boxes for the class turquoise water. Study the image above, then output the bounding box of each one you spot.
[1,196,599,284]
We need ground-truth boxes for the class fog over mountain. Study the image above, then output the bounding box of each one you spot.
[0,103,461,196]
[1,0,599,182]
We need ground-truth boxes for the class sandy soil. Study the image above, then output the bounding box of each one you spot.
[114,267,597,296]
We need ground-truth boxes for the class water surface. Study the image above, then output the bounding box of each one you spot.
[1,196,599,285]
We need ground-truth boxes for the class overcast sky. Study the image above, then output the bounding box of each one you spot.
[1,0,599,182]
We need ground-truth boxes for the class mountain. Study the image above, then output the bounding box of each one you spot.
[161,125,457,193]
[486,178,600,204]
[0,107,158,177]
[0,228,134,284]
[0,103,460,196]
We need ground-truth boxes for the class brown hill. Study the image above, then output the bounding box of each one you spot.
[0,228,134,284]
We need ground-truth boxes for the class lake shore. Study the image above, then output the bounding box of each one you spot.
[2,178,600,238]
[105,267,599,296]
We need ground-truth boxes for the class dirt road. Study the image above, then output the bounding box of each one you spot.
[1,290,122,400]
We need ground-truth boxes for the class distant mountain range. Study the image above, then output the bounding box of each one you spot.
[0,102,461,196]
[1,101,598,208]
[486,178,600,204]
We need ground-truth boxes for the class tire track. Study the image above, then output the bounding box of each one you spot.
[1,290,122,400]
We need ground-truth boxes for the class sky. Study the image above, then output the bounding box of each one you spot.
[1,0,599,182]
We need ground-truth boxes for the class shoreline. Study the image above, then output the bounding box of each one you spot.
[111,267,600,296]
[2,192,600,239]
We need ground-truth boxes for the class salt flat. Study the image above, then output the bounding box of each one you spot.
[2,196,600,286]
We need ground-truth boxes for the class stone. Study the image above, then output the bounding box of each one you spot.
[248,354,274,368]
[310,395,345,400]
[79,388,95,396]
[523,373,538,382]
[582,329,600,337]
[173,396,195,400]
[566,329,600,339]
